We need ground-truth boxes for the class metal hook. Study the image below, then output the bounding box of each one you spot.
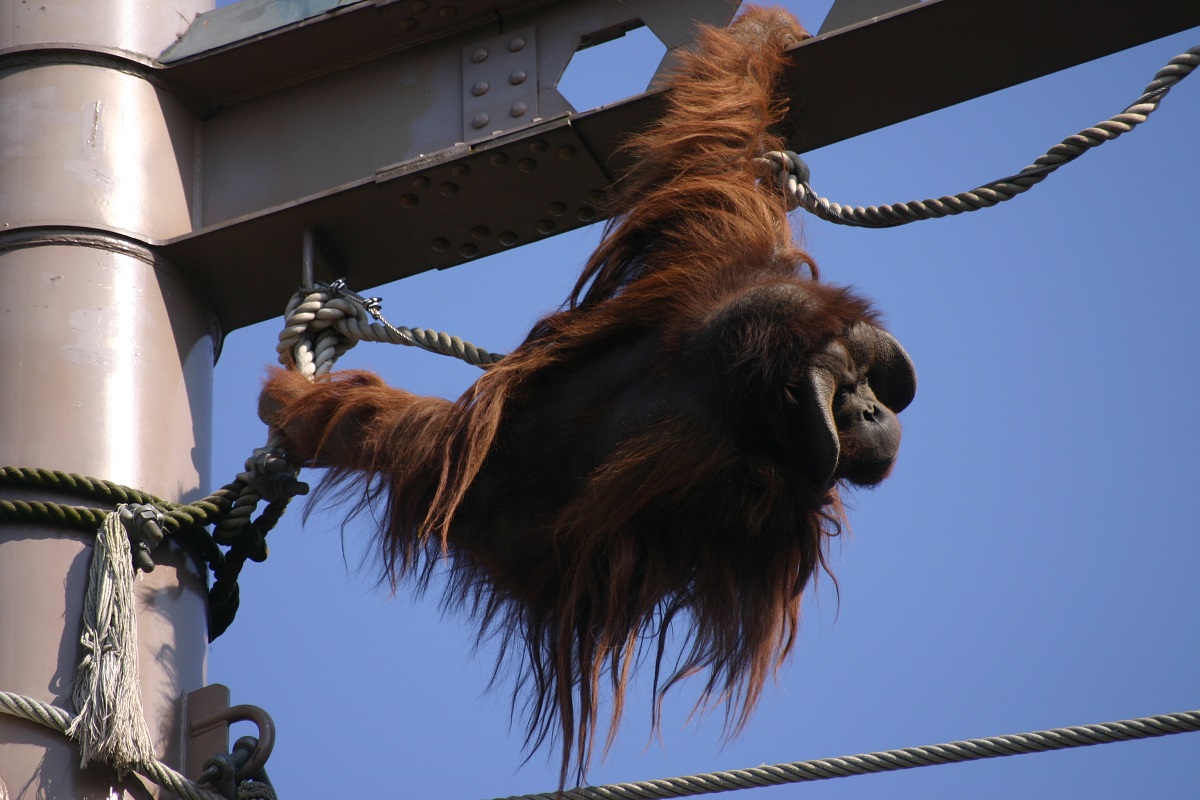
[191,703,276,784]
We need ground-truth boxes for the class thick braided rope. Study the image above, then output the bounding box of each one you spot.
[493,709,1200,800]
[208,287,352,537]
[205,285,411,563]
[0,691,225,800]
[0,466,235,624]
[0,466,159,505]
[0,497,110,530]
[0,466,227,562]
[758,45,1198,227]
[214,287,357,536]
[208,286,369,554]
[276,289,357,377]
[277,285,505,370]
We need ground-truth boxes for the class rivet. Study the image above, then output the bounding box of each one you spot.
[548,202,567,216]
[472,80,490,96]
[459,243,479,258]
[509,35,526,52]
[536,219,555,234]
[471,47,488,63]
[451,164,470,179]
[439,5,457,19]
[577,205,596,222]
[470,226,490,240]
[440,182,459,197]
[517,158,537,172]
[510,102,528,118]
[398,18,418,31]
[588,189,606,205]
[489,152,509,166]
[558,145,576,160]
[399,194,419,208]
[431,238,450,252]
[412,176,430,190]
[472,112,490,129]
[529,140,548,154]
[509,69,527,85]
[410,1,428,12]
[499,231,518,246]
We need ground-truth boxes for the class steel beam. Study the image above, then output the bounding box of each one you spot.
[818,0,917,36]
[139,0,1200,335]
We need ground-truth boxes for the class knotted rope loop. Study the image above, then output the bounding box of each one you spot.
[277,279,506,372]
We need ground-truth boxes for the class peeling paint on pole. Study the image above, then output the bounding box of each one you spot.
[0,1,216,798]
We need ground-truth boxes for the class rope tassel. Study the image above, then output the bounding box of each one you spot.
[67,505,155,774]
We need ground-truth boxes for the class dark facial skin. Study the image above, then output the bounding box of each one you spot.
[829,321,913,486]
[833,372,903,486]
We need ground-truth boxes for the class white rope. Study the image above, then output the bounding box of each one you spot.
[213,287,346,537]
[759,45,1199,227]
[0,690,225,800]
[492,709,1200,800]
[275,281,504,371]
[66,506,155,775]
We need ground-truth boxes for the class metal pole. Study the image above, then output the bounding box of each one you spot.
[0,1,216,797]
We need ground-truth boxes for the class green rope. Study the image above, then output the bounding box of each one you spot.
[0,498,109,531]
[0,466,281,639]
[0,466,162,505]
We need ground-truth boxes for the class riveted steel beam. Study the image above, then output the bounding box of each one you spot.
[111,0,1200,333]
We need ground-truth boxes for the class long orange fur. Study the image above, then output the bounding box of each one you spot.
[263,7,892,786]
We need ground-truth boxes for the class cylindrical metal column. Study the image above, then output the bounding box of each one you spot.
[0,1,216,797]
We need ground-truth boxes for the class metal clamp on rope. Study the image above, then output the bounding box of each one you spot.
[240,448,309,502]
[118,503,165,573]
[326,278,383,319]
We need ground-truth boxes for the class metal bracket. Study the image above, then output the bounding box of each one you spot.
[462,25,540,142]
[184,684,277,786]
[183,683,232,783]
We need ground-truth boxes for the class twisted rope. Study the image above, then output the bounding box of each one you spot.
[757,45,1198,227]
[276,280,505,370]
[205,284,368,574]
[220,277,504,564]
[494,709,1200,800]
[0,284,479,640]
[0,467,273,638]
[0,691,225,800]
[0,466,159,505]
[235,280,496,582]
[0,467,228,550]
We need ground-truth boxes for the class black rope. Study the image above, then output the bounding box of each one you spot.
[0,466,287,640]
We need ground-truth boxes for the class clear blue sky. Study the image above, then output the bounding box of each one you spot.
[206,3,1199,797]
